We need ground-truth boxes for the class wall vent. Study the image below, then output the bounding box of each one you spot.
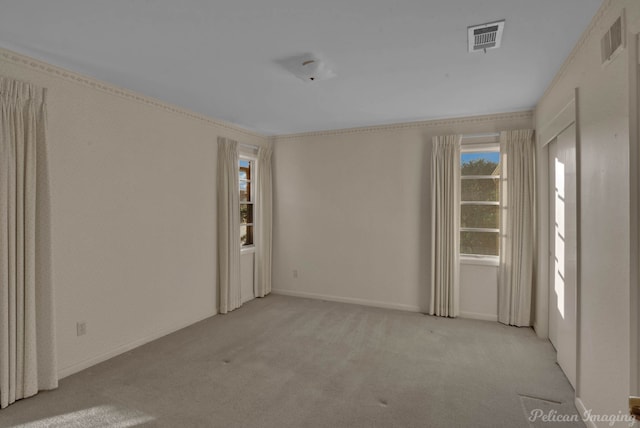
[468,20,505,53]
[601,14,625,65]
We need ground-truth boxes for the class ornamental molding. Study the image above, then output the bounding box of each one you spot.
[276,110,534,140]
[0,47,265,140]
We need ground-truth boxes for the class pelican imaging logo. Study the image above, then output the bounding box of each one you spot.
[528,408,637,426]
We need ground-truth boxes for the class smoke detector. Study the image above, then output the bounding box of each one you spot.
[468,20,505,53]
[281,54,336,82]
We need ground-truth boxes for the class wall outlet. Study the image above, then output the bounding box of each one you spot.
[76,321,87,337]
[293,269,298,279]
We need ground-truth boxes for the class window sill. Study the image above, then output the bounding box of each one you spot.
[460,255,499,267]
[241,246,255,255]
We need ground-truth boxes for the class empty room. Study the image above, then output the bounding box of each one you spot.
[1,0,639,427]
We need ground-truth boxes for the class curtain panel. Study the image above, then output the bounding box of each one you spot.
[430,135,461,318]
[217,137,241,314]
[254,145,273,298]
[498,129,536,326]
[1,77,58,408]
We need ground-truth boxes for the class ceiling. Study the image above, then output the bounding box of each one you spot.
[0,0,602,135]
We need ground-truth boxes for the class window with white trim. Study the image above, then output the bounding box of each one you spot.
[460,145,500,257]
[240,158,254,247]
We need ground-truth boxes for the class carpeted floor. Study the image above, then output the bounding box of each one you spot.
[0,295,583,427]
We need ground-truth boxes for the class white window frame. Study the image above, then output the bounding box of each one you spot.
[460,141,500,265]
[240,155,257,252]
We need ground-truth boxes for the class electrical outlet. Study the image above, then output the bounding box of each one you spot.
[293,269,298,279]
[76,321,87,337]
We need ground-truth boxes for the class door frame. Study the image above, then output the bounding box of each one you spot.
[548,140,558,349]
[537,94,581,396]
[629,32,640,396]
[536,98,578,340]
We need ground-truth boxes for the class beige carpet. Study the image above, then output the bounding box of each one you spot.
[0,295,583,427]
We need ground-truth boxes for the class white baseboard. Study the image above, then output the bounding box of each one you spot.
[271,288,422,313]
[57,310,216,379]
[459,311,498,322]
[575,396,597,428]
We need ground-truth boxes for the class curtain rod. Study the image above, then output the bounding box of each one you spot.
[461,132,500,140]
[239,143,259,151]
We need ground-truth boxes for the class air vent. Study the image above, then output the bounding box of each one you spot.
[601,14,625,65]
[468,20,505,53]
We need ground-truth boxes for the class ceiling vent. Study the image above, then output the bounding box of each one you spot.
[601,13,625,65]
[468,20,505,53]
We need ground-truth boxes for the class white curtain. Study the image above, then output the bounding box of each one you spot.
[498,129,536,326]
[217,137,241,314]
[1,77,58,408]
[254,145,273,298]
[430,135,461,317]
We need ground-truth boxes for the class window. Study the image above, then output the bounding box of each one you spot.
[240,158,254,247]
[460,147,500,257]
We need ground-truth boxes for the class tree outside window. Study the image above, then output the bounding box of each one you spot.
[240,159,254,246]
[460,150,500,256]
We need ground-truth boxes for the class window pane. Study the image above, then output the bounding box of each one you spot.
[240,204,253,225]
[241,225,254,246]
[461,231,499,256]
[240,159,253,246]
[461,152,500,176]
[461,205,499,229]
[240,160,251,180]
[461,178,499,202]
[240,180,251,202]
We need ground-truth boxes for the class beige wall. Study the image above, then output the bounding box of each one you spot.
[241,252,255,303]
[272,112,532,317]
[460,263,498,321]
[536,0,640,422]
[0,49,268,377]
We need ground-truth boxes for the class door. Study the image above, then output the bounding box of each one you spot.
[548,140,558,349]
[549,124,578,388]
[634,33,640,399]
[637,45,640,398]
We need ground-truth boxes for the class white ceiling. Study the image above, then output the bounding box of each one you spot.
[0,0,602,135]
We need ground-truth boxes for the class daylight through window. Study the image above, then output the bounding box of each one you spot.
[240,159,254,246]
[460,148,500,257]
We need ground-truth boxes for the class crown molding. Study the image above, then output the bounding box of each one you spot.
[275,110,534,140]
[538,0,615,106]
[0,47,266,140]
[0,46,535,141]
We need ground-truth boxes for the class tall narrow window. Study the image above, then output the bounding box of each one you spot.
[240,158,254,246]
[460,147,500,257]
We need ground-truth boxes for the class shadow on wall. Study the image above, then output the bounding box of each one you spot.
[418,134,432,313]
[36,111,57,377]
